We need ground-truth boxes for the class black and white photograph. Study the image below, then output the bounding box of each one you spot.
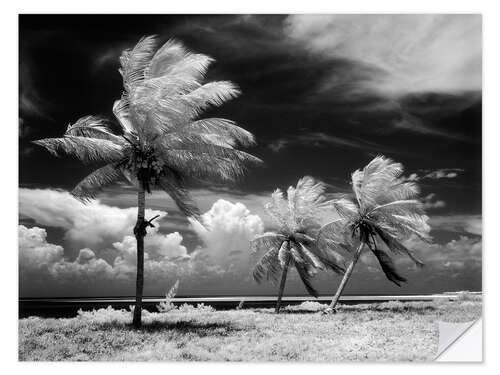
[17,13,482,362]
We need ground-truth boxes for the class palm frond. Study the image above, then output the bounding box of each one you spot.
[120,35,158,92]
[370,199,424,216]
[71,163,126,202]
[370,248,407,286]
[112,97,135,134]
[317,218,354,254]
[146,39,213,81]
[156,149,260,183]
[278,241,289,267]
[352,156,405,210]
[293,260,319,298]
[293,176,335,220]
[378,181,420,203]
[32,136,125,164]
[264,189,289,228]
[169,118,255,147]
[157,171,200,219]
[295,241,324,269]
[250,233,286,254]
[176,81,240,118]
[371,223,425,267]
[253,247,282,283]
[65,115,121,142]
[332,198,358,220]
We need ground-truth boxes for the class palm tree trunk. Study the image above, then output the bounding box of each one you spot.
[329,242,365,310]
[132,188,146,328]
[275,245,291,314]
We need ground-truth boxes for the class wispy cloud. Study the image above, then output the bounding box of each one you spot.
[429,214,482,236]
[267,131,400,155]
[422,193,446,210]
[406,168,464,182]
[284,15,481,96]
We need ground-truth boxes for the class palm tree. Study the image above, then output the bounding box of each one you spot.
[251,176,346,313]
[318,156,430,312]
[33,36,261,328]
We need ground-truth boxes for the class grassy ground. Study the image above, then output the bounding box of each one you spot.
[19,297,481,362]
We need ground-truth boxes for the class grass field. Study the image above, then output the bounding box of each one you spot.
[19,297,481,362]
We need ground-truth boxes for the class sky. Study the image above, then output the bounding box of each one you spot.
[19,14,482,298]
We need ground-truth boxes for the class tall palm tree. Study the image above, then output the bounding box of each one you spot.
[251,176,346,313]
[318,156,430,312]
[33,36,261,328]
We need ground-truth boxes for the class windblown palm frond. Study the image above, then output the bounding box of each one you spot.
[119,35,158,93]
[146,39,213,81]
[250,233,287,254]
[253,246,282,283]
[64,115,122,142]
[72,163,127,202]
[319,155,430,287]
[32,136,126,164]
[157,170,200,219]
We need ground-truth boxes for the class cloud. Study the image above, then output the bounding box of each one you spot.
[19,191,266,295]
[113,229,188,262]
[284,15,481,96]
[19,225,64,270]
[190,199,264,273]
[404,234,481,272]
[430,214,482,236]
[19,188,166,250]
[267,132,389,154]
[405,168,464,182]
[422,193,446,210]
[96,186,273,228]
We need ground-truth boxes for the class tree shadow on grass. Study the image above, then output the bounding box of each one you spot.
[97,319,246,336]
[253,304,438,315]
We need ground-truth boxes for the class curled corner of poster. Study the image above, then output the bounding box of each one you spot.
[435,318,483,362]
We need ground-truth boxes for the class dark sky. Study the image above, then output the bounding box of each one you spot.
[19,14,482,298]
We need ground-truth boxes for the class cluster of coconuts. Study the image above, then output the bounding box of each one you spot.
[126,146,165,192]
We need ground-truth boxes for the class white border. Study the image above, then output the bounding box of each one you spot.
[3,0,499,373]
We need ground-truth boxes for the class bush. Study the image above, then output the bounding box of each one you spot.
[285,301,328,312]
[77,306,131,325]
[177,303,215,313]
[157,280,179,313]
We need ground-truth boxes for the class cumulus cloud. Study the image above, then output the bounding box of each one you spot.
[19,191,267,295]
[284,14,481,96]
[19,225,64,270]
[190,199,264,273]
[19,188,166,250]
[402,234,481,274]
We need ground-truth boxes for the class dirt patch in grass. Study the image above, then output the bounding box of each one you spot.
[18,299,481,362]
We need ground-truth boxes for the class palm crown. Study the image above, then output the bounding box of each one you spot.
[33,36,261,218]
[318,156,430,286]
[251,176,346,298]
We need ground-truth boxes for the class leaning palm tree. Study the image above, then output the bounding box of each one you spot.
[33,36,261,328]
[318,156,430,312]
[251,176,346,313]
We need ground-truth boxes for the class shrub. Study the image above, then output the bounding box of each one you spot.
[157,280,179,313]
[177,303,215,313]
[77,306,131,325]
[285,301,328,312]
